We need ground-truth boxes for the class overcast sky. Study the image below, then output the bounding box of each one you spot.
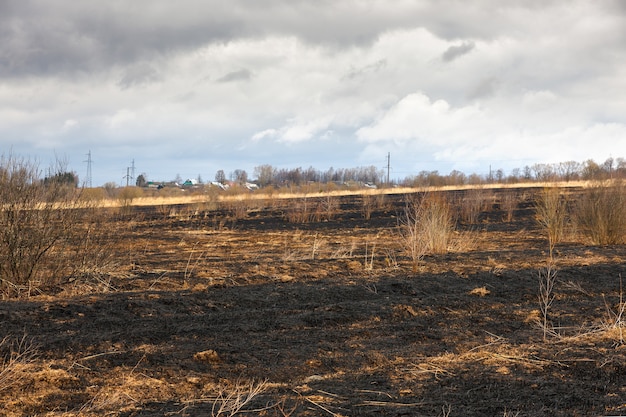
[2,1,625,186]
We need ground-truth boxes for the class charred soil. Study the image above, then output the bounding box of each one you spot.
[1,188,625,416]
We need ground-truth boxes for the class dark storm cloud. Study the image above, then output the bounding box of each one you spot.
[5,0,601,81]
[442,41,475,62]
[0,0,461,79]
[0,1,243,78]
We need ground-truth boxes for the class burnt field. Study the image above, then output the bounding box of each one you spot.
[1,187,625,416]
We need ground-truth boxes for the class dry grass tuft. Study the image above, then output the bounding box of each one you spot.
[535,187,568,259]
[469,287,491,297]
[574,183,626,245]
[0,335,37,394]
[398,194,454,269]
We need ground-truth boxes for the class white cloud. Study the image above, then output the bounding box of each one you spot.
[107,109,136,129]
[356,92,490,145]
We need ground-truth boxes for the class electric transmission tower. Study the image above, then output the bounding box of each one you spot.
[124,159,136,187]
[84,150,93,188]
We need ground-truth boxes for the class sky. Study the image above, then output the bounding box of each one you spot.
[1,1,625,186]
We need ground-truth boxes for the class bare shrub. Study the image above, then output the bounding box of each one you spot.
[118,186,144,210]
[399,194,454,269]
[574,183,626,245]
[535,187,567,259]
[0,155,86,297]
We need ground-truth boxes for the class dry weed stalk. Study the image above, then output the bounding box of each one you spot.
[538,261,558,341]
[311,234,326,260]
[364,241,376,270]
[184,243,206,280]
[210,379,269,417]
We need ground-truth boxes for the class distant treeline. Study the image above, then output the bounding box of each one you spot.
[402,157,625,188]
[241,157,625,188]
[251,164,384,187]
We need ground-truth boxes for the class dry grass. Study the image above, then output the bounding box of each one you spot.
[0,335,37,394]
[574,183,626,245]
[535,187,568,259]
[500,190,519,222]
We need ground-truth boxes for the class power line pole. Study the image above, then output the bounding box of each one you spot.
[84,150,93,188]
[130,159,135,184]
[386,152,391,185]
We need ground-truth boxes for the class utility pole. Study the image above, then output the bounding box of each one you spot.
[130,159,136,184]
[84,150,93,188]
[386,152,391,185]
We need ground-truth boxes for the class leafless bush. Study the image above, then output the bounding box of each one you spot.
[0,155,88,297]
[399,194,454,269]
[0,156,118,297]
[117,186,144,211]
[574,183,626,245]
[535,187,567,259]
